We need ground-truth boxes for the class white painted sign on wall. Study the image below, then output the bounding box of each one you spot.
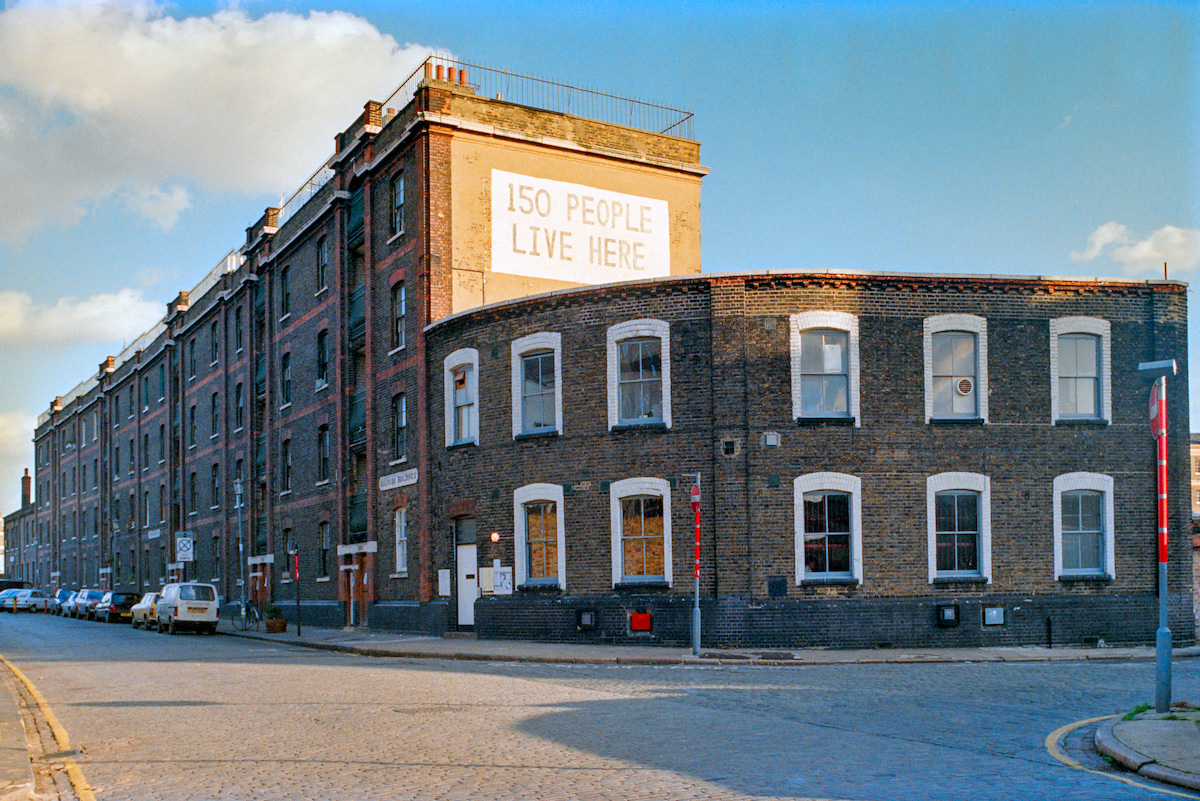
[491,169,670,283]
[379,468,418,492]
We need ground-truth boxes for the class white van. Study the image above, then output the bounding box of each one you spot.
[156,582,219,634]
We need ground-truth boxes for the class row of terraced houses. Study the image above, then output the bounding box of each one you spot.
[3,58,1192,648]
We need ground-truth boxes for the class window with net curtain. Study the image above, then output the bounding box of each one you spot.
[798,329,849,417]
[1058,333,1101,419]
[618,338,662,423]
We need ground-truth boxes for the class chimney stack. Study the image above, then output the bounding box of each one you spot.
[21,469,30,507]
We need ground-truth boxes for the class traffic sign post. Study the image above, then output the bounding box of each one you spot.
[292,551,302,636]
[690,475,701,657]
[1140,359,1176,713]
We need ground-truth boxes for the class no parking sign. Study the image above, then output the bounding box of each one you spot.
[175,532,194,563]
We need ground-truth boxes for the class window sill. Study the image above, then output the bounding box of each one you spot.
[1054,419,1109,427]
[385,230,405,245]
[279,490,293,497]
[388,572,409,580]
[928,418,985,426]
[610,421,668,433]
[279,313,291,324]
[387,458,408,466]
[315,381,329,392]
[447,440,477,451]
[315,479,331,487]
[515,429,559,441]
[387,346,406,357]
[800,576,859,586]
[613,580,670,591]
[209,361,218,368]
[517,583,562,593]
[931,576,988,585]
[796,417,856,427]
[1058,573,1113,583]
[316,576,331,583]
[210,434,219,440]
[280,403,293,411]
[314,287,328,298]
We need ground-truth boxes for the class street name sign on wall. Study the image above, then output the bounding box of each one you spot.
[491,169,670,284]
[379,468,418,492]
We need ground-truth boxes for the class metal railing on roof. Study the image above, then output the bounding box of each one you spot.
[276,55,694,227]
[384,55,695,139]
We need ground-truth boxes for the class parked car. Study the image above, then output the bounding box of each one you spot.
[7,589,53,612]
[156,583,219,634]
[0,589,21,611]
[56,591,78,616]
[68,589,105,619]
[50,589,74,615]
[131,592,160,629]
[95,592,139,623]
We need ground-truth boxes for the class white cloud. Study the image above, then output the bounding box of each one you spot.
[0,410,36,515]
[1071,222,1200,275]
[0,1,433,242]
[0,288,164,347]
[1070,221,1129,262]
[122,183,192,230]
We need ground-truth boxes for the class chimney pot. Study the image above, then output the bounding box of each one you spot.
[458,68,468,85]
[435,64,445,81]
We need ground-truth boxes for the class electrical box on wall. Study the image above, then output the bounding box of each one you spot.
[983,607,1005,626]
[629,611,653,633]
[935,603,960,628]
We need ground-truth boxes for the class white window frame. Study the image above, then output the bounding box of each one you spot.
[513,483,566,589]
[511,332,563,438]
[926,472,991,583]
[606,319,671,430]
[789,312,861,425]
[794,472,863,584]
[609,477,672,587]
[394,508,408,576]
[1053,472,1115,579]
[443,348,479,447]
[1049,317,1111,423]
[924,314,988,423]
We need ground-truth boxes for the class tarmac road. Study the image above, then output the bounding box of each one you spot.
[1,613,1198,801]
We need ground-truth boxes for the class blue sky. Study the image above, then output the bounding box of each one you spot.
[0,0,1196,514]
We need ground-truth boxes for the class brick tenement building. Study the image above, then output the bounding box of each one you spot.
[10,58,704,632]
[427,271,1192,648]
[4,59,1192,648]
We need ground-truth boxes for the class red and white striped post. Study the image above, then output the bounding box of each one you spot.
[1140,359,1176,713]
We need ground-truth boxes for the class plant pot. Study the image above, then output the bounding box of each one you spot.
[265,618,287,633]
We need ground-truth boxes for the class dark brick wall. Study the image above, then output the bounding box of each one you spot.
[430,273,1192,648]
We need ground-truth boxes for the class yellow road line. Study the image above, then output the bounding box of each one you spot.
[0,654,96,801]
[1046,714,1200,799]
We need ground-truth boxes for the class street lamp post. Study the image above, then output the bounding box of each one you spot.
[1139,358,1177,713]
[234,478,246,617]
[690,474,701,657]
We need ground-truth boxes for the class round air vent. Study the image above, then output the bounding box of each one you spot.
[955,377,974,396]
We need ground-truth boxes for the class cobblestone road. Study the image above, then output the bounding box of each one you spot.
[1,614,1197,800]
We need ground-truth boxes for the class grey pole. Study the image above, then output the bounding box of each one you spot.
[234,478,245,617]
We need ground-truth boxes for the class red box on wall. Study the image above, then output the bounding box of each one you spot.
[629,611,652,632]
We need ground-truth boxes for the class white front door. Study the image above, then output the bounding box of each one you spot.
[456,544,478,626]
